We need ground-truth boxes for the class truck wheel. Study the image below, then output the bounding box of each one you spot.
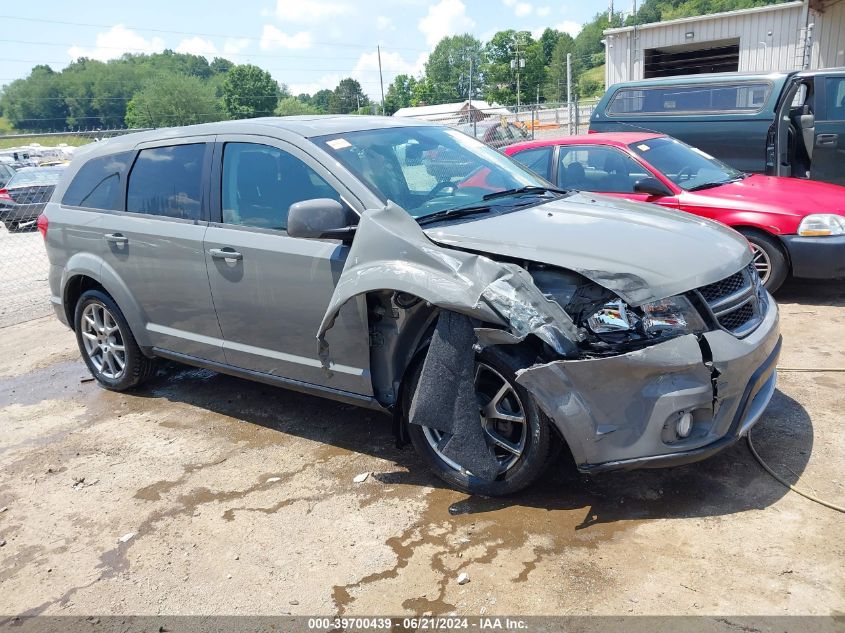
[738,229,788,293]
[74,290,155,391]
[403,346,553,496]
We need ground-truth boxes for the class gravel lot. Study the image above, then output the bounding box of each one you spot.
[0,280,843,619]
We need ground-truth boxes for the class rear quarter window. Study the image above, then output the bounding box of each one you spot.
[607,82,772,116]
[510,147,553,181]
[62,152,134,210]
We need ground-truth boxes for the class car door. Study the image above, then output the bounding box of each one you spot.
[555,144,680,209]
[98,137,225,362]
[810,75,845,186]
[203,135,372,395]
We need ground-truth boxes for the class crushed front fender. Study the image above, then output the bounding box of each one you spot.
[317,202,585,369]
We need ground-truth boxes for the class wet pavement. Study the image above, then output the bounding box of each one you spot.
[0,280,843,616]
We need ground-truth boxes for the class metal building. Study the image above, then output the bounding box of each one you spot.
[603,0,845,86]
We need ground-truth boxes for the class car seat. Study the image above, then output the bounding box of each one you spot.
[563,162,588,190]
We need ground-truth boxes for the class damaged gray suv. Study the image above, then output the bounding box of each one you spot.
[42,116,781,495]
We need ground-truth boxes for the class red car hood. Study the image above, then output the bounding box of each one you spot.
[685,174,845,233]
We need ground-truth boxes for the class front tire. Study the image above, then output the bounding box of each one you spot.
[74,290,154,391]
[738,229,788,292]
[404,347,553,496]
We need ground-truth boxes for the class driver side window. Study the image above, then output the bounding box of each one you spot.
[221,142,340,231]
[557,146,650,193]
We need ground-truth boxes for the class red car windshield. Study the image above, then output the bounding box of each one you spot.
[629,137,745,191]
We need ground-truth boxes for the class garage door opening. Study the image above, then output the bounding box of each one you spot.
[644,38,741,78]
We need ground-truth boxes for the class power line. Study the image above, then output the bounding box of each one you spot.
[0,15,430,52]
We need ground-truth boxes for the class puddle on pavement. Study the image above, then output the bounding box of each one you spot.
[331,478,636,615]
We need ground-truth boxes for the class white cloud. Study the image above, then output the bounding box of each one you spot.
[223,38,251,56]
[537,6,551,17]
[502,0,533,16]
[274,0,351,22]
[376,16,394,31]
[67,25,165,61]
[418,0,475,47]
[352,50,428,99]
[176,36,218,58]
[260,24,313,50]
[555,20,583,37]
[288,74,341,97]
[514,2,533,17]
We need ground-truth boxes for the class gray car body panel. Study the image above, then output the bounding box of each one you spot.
[426,192,753,306]
[45,116,779,474]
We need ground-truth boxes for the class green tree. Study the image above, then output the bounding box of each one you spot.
[539,28,563,66]
[384,74,418,114]
[311,89,333,113]
[124,74,223,128]
[482,30,545,107]
[222,64,280,119]
[275,96,320,116]
[423,34,483,103]
[544,33,575,102]
[328,78,368,114]
[0,65,68,131]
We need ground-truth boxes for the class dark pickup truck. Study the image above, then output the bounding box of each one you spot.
[590,69,845,186]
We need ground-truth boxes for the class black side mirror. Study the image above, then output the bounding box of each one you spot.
[633,177,672,197]
[287,199,357,241]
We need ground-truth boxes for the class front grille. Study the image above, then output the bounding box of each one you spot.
[694,264,765,337]
[698,270,745,303]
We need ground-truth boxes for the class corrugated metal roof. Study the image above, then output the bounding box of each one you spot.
[604,1,805,35]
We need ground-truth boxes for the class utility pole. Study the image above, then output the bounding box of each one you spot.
[511,39,525,118]
[609,0,614,21]
[377,45,385,115]
[469,58,477,137]
[566,52,573,135]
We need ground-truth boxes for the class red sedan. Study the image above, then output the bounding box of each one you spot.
[505,132,845,291]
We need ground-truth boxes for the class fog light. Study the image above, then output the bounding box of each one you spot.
[677,412,693,438]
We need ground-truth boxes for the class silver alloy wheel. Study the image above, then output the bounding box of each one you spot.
[422,362,528,476]
[80,303,127,380]
[750,242,772,284]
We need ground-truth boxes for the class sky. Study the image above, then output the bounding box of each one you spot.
[0,0,599,100]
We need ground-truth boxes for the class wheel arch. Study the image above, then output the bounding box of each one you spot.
[61,260,151,351]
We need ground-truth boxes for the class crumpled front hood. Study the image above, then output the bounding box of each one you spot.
[426,192,752,305]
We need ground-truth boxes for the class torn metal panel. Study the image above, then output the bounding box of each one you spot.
[317,201,583,369]
[515,334,716,466]
[426,193,753,306]
[408,311,500,480]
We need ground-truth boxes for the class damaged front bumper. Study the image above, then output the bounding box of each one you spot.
[516,296,781,473]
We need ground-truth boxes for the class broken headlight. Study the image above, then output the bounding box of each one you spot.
[588,295,707,341]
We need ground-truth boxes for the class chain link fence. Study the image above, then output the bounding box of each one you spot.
[0,106,597,328]
[0,129,148,328]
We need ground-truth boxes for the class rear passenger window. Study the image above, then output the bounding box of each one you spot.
[62,152,133,210]
[511,147,553,180]
[221,142,340,231]
[126,144,205,220]
[825,77,845,120]
[608,82,772,115]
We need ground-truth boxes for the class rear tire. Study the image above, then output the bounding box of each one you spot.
[74,290,155,391]
[738,229,788,293]
[404,346,553,496]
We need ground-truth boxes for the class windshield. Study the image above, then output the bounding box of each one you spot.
[314,125,554,220]
[628,137,744,191]
[8,167,64,188]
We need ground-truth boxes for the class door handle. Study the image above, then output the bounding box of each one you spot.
[209,247,243,261]
[104,233,128,245]
[816,133,839,147]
